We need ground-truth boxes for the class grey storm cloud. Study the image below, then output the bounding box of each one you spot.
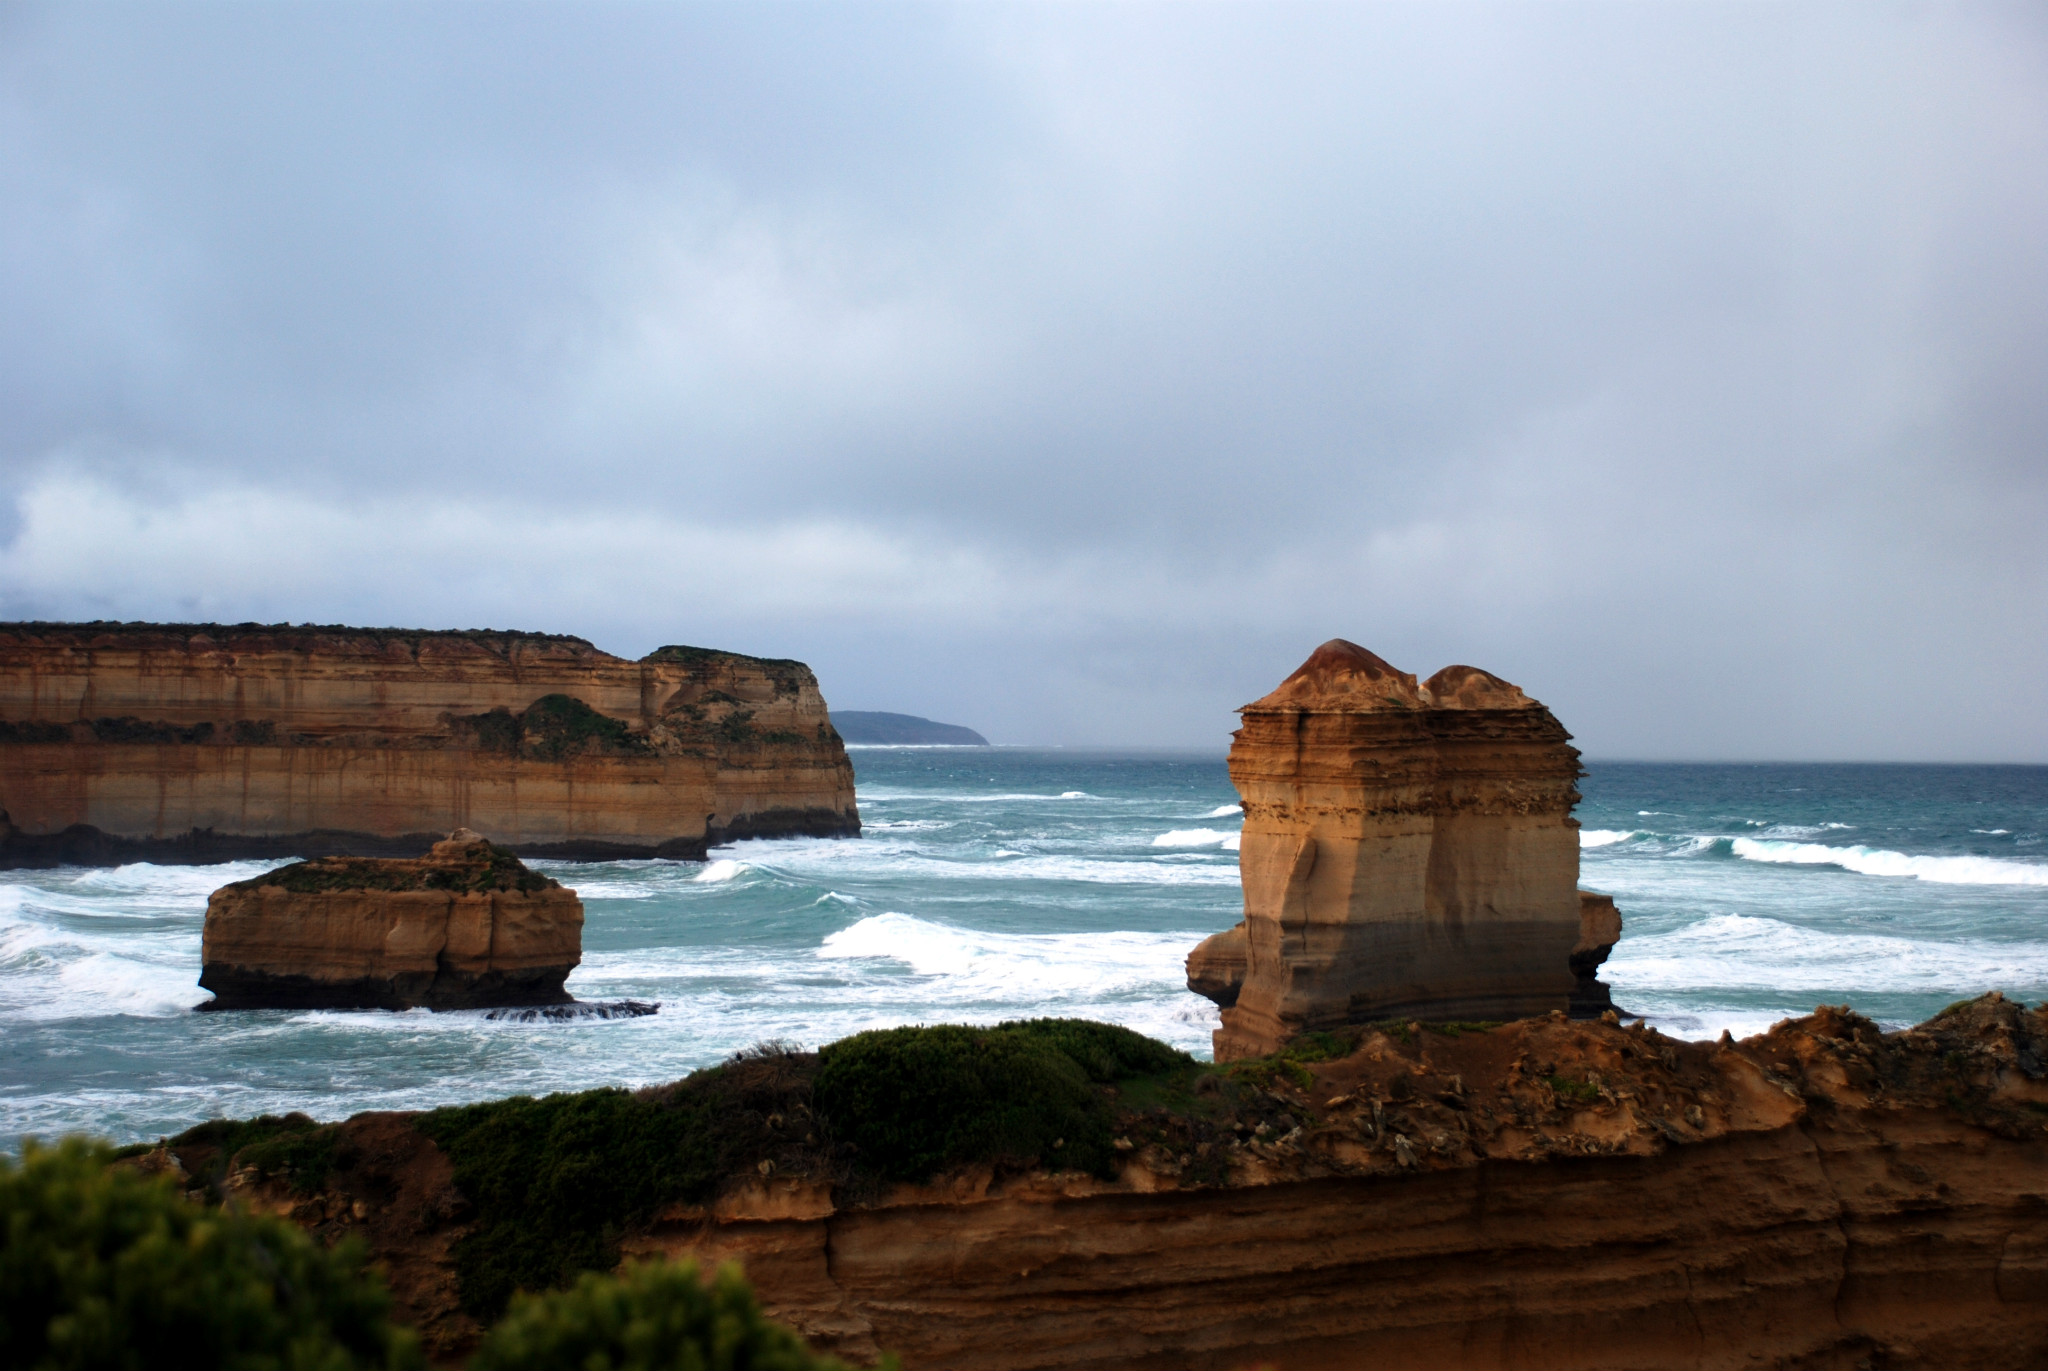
[2,1,2045,758]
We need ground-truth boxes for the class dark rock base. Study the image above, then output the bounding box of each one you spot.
[0,809,862,870]
[197,963,574,1012]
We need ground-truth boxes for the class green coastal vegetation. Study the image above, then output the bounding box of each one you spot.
[71,1020,1335,1324]
[0,1139,864,1371]
[10,1017,1402,1366]
[223,843,560,897]
[0,1138,419,1371]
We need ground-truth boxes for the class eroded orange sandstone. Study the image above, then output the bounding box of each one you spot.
[0,623,858,865]
[1192,640,1615,1058]
[198,831,584,1010]
[196,997,2048,1371]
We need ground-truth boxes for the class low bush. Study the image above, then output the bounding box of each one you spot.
[0,1137,419,1371]
[417,1050,811,1320]
[468,1259,882,1371]
[814,1019,1191,1185]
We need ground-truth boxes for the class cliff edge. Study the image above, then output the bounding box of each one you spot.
[158,995,2048,1370]
[0,622,859,866]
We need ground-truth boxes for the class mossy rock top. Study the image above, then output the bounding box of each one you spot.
[224,835,562,896]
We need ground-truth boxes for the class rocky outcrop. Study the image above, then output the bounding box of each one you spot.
[208,995,2048,1370]
[623,997,2048,1371]
[1192,640,1613,1060]
[0,622,859,866]
[198,830,582,1010]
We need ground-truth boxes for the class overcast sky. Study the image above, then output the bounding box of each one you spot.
[2,2,2044,757]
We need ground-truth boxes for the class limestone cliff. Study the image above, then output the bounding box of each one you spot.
[187,996,2048,1370]
[199,830,583,1011]
[1194,640,1612,1060]
[0,622,859,866]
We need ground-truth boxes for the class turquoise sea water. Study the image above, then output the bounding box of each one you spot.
[3,753,2044,1148]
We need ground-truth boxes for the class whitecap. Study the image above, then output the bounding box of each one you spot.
[815,911,1213,1002]
[1579,830,1634,848]
[1729,838,2048,887]
[1152,828,1237,848]
[1973,829,2011,836]
[693,859,748,883]
[1200,804,1243,819]
[1059,791,1092,799]
[1607,912,2048,994]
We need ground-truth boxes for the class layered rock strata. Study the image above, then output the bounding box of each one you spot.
[206,996,2048,1369]
[0,622,859,866]
[1190,640,1617,1060]
[626,998,2048,1371]
[199,830,583,1010]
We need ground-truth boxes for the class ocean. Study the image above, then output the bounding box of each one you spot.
[2,753,2044,1149]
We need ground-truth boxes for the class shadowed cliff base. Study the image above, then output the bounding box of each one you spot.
[0,818,876,868]
[0,621,860,869]
[132,994,2048,1370]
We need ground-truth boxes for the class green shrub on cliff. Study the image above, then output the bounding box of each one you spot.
[417,1049,815,1320]
[813,1019,1191,1184]
[0,1137,419,1371]
[467,1259,881,1371]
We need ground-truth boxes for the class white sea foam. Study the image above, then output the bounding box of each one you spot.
[693,859,748,883]
[718,835,1241,887]
[856,789,1113,805]
[1201,804,1243,819]
[816,911,1207,1000]
[1974,829,2012,836]
[1608,912,2048,995]
[1152,828,1237,848]
[1730,838,2048,887]
[1579,830,1634,848]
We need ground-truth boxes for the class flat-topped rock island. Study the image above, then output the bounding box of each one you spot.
[199,830,585,1011]
[0,621,860,866]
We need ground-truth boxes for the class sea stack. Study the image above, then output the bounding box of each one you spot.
[1190,640,1621,1061]
[198,830,583,1011]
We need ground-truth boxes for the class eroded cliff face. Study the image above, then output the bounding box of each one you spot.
[0,623,858,866]
[628,998,2048,1371]
[184,996,2048,1371]
[199,831,583,1010]
[1197,640,1608,1060]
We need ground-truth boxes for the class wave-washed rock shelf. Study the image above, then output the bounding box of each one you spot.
[123,992,2048,1371]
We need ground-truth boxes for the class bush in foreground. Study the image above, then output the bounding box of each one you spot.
[0,1137,419,1371]
[469,1259,883,1371]
[814,1018,1192,1183]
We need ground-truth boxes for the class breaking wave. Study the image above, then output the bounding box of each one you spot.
[1152,828,1238,849]
[1729,839,2048,887]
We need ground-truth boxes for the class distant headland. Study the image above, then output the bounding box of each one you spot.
[831,710,990,746]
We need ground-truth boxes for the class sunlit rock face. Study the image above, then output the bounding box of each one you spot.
[1194,640,1617,1061]
[0,622,859,866]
